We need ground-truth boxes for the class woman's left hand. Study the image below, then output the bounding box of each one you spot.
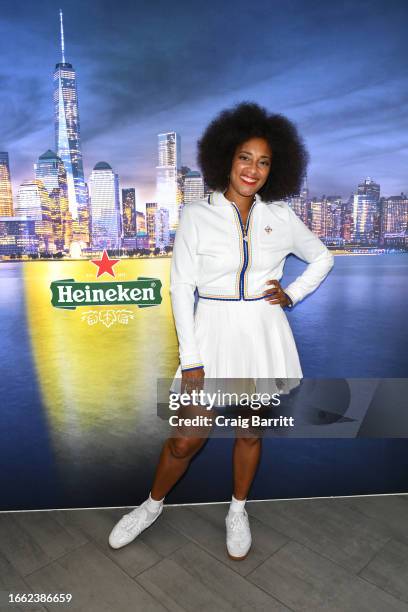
[263,279,292,307]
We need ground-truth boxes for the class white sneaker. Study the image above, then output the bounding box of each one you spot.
[225,509,252,560]
[109,499,163,549]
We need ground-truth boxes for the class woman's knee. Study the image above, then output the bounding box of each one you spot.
[168,437,203,459]
[235,434,262,446]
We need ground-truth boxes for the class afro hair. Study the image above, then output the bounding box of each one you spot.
[197,101,309,201]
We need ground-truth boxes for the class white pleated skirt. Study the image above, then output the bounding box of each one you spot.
[171,298,303,399]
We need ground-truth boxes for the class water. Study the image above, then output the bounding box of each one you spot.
[289,253,408,377]
[0,254,407,510]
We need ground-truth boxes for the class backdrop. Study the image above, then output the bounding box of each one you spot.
[0,0,407,510]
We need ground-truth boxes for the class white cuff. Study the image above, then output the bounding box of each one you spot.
[180,353,204,371]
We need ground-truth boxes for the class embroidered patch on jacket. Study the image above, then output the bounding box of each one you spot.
[264,225,273,233]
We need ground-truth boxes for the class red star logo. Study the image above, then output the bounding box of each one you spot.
[91,250,120,278]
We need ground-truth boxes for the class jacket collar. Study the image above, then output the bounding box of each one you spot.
[209,190,285,207]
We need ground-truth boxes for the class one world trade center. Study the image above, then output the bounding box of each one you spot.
[53,10,89,244]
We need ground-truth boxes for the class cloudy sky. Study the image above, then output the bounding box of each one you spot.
[1,0,407,205]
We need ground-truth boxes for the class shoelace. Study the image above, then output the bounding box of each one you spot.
[228,511,248,532]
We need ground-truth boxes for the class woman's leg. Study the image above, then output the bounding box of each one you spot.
[150,434,209,500]
[150,403,215,500]
[232,435,262,500]
[109,404,213,549]
[225,414,263,560]
[232,404,264,499]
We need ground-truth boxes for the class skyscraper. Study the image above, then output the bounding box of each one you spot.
[136,210,146,234]
[326,197,343,244]
[89,162,121,250]
[352,177,380,244]
[183,170,204,205]
[35,150,72,250]
[146,202,158,248]
[310,199,330,239]
[379,193,408,248]
[288,174,309,225]
[15,180,53,251]
[0,152,14,216]
[300,174,309,201]
[122,188,136,237]
[135,211,149,250]
[16,180,47,219]
[156,132,181,229]
[357,177,380,200]
[288,196,308,225]
[154,208,170,250]
[53,9,88,235]
[341,195,354,243]
[0,218,39,255]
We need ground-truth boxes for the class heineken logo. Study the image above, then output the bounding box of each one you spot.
[50,278,161,310]
[50,250,162,312]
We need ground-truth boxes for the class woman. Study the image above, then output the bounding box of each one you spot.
[109,102,334,560]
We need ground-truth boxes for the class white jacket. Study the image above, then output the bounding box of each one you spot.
[170,190,334,371]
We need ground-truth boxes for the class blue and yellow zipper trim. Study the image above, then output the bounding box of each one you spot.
[199,193,268,301]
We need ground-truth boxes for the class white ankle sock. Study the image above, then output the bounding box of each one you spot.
[146,492,164,513]
[229,494,246,513]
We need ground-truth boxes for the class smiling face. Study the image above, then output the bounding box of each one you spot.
[227,137,272,201]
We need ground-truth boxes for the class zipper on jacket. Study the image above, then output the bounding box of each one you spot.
[231,201,256,299]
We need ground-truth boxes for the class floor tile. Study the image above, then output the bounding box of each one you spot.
[361,538,408,603]
[25,541,166,612]
[248,540,408,611]
[247,497,391,572]
[164,504,287,576]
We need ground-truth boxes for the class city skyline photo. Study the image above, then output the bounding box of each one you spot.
[2,0,408,207]
[1,0,407,516]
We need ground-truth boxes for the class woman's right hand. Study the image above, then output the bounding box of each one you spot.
[181,368,205,397]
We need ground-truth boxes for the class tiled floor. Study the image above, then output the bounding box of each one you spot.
[1,495,408,611]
